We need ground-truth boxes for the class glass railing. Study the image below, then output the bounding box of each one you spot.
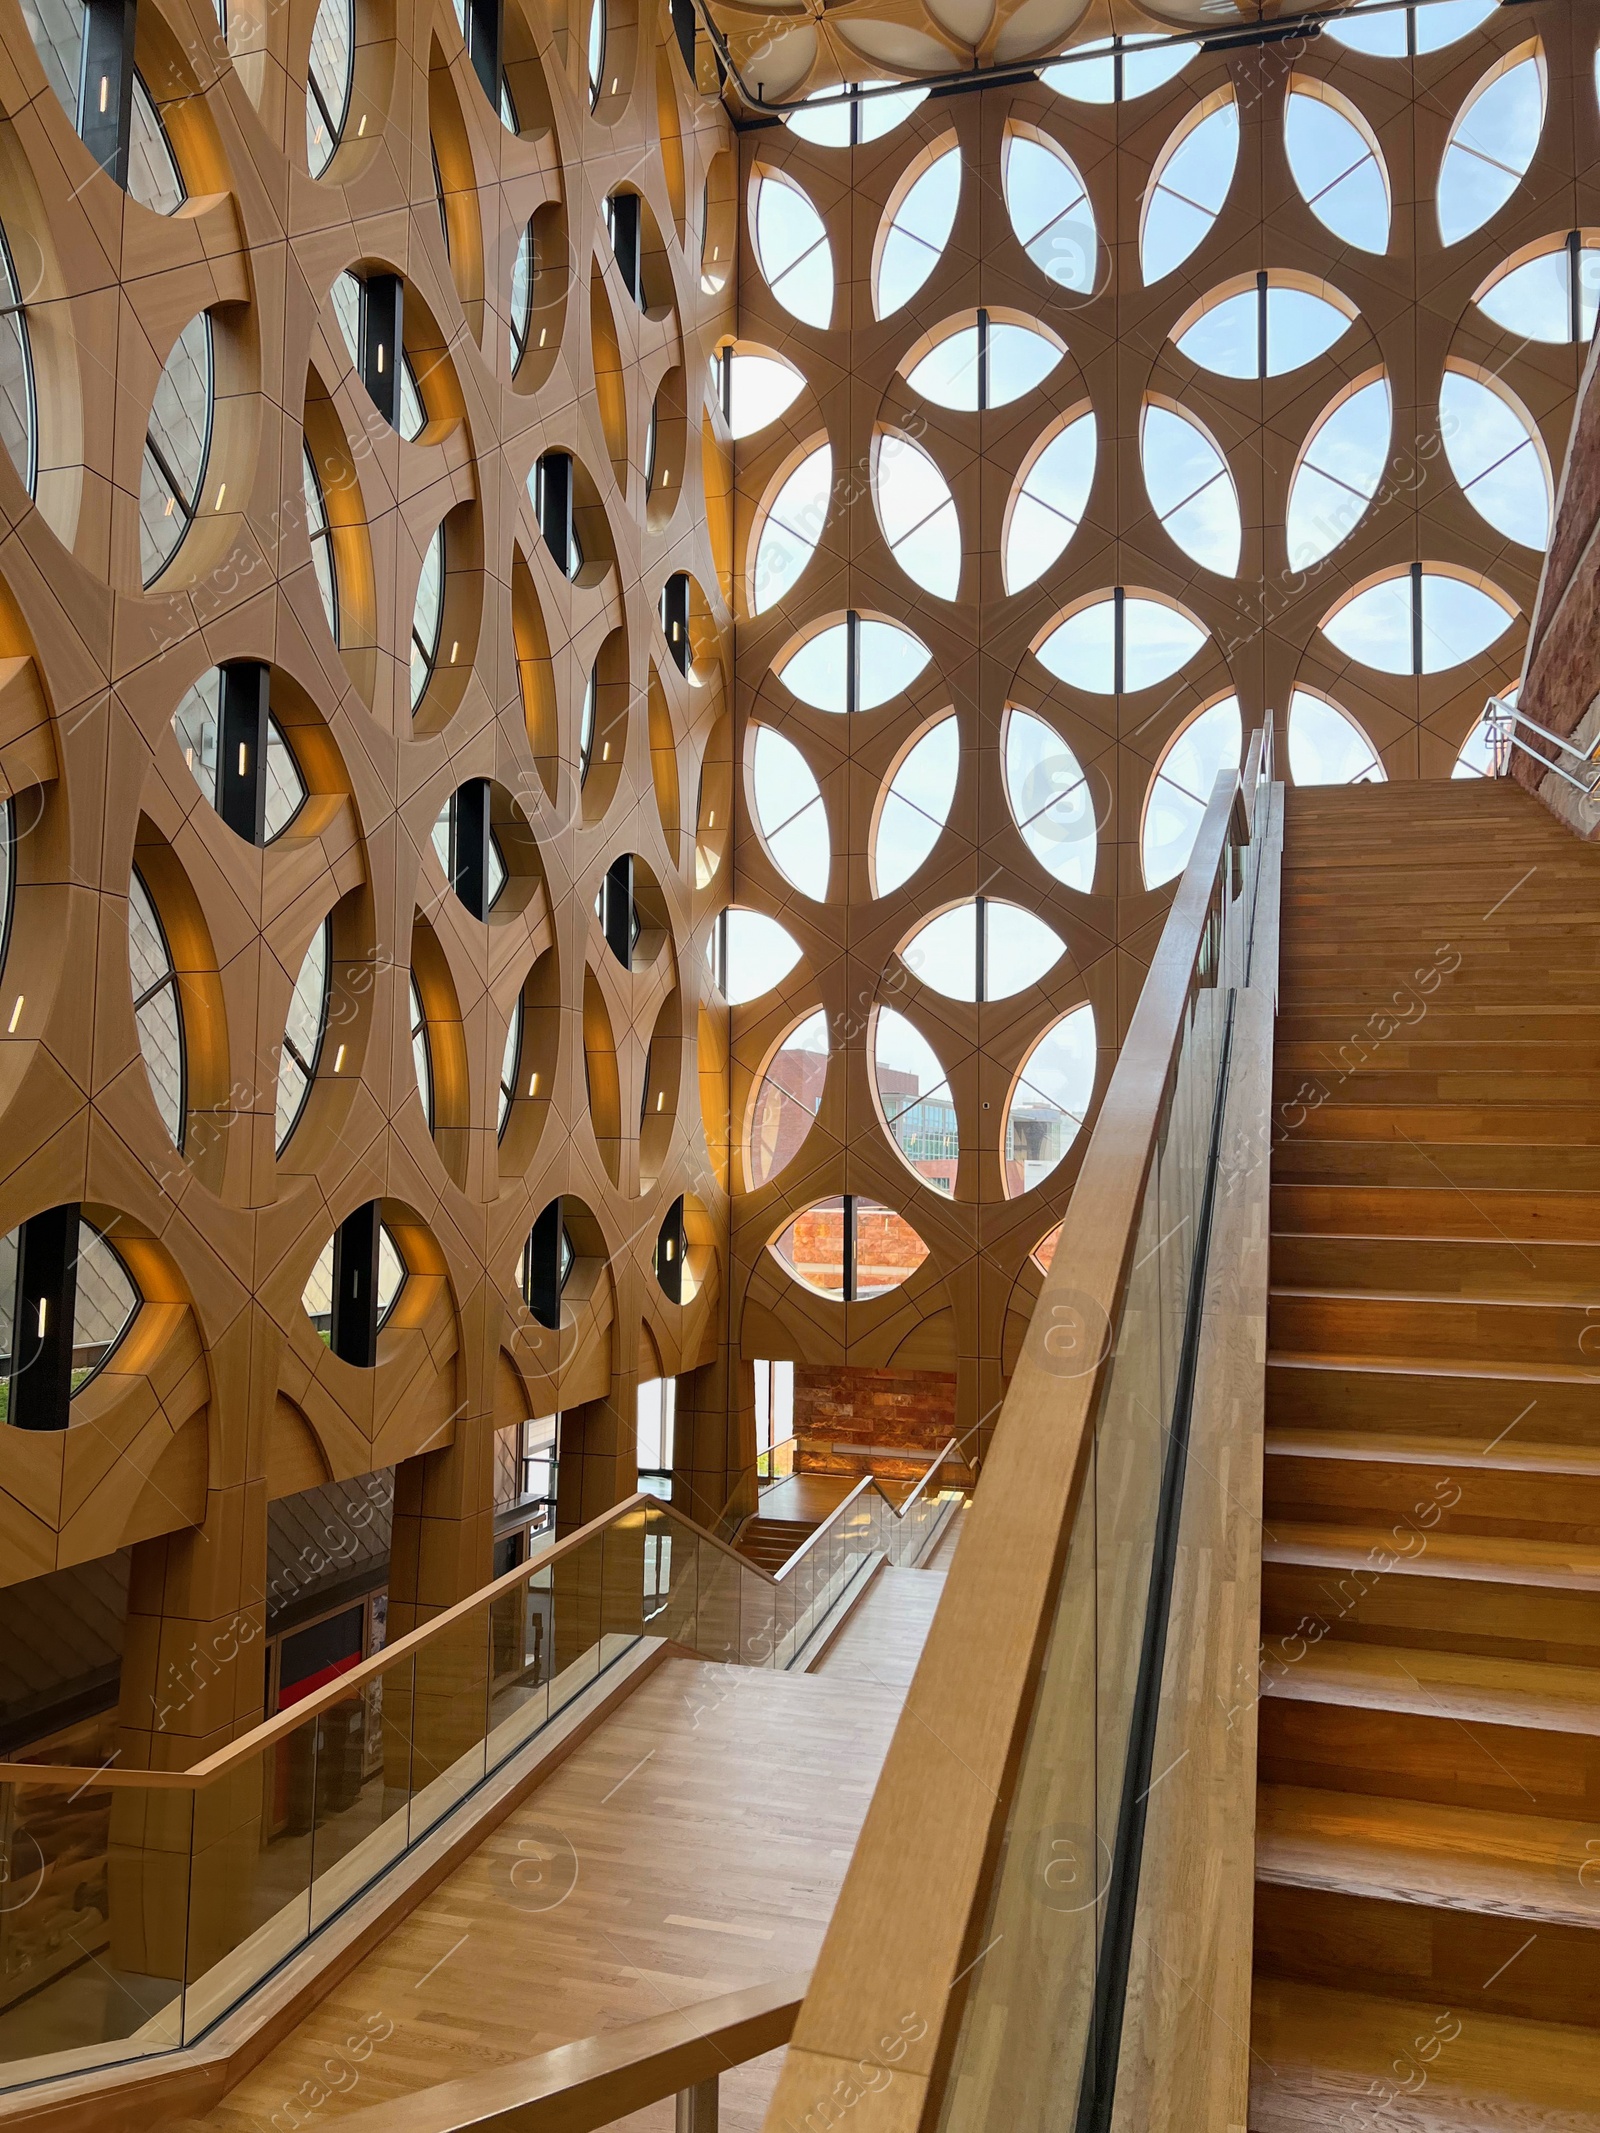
[762,724,1278,2133]
[0,1455,963,2088]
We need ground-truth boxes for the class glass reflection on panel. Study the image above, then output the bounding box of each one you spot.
[140,313,214,585]
[747,1010,828,1189]
[307,0,355,175]
[1003,1005,1096,1198]
[129,75,185,214]
[873,1008,958,1193]
[0,223,35,495]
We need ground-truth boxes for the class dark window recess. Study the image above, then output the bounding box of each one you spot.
[661,572,690,673]
[523,1197,574,1330]
[277,1603,365,1710]
[655,1195,687,1304]
[359,272,404,429]
[8,1203,80,1432]
[266,1471,394,1631]
[464,0,503,105]
[449,778,492,920]
[80,0,137,185]
[601,853,638,969]
[670,0,696,75]
[216,661,271,844]
[331,1201,381,1367]
[536,450,576,578]
[606,191,643,305]
[0,1550,131,1756]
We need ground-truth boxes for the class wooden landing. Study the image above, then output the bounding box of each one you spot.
[178,1658,916,2129]
[1251,780,1600,2128]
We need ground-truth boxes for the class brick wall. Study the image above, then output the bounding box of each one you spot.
[794,1364,959,1483]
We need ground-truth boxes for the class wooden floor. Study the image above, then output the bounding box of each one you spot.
[814,1565,948,1693]
[180,1657,915,2129]
[1250,781,1600,2128]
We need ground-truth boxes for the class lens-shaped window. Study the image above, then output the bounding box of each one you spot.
[904,317,1061,411]
[1321,567,1515,675]
[1286,377,1391,570]
[587,0,606,108]
[752,171,833,329]
[1441,369,1551,550]
[0,1216,139,1408]
[1004,710,1095,892]
[276,920,331,1151]
[769,1196,928,1300]
[1287,690,1386,786]
[1286,80,1390,253]
[1042,34,1195,103]
[875,142,959,319]
[0,224,37,496]
[1326,0,1493,55]
[1142,97,1238,284]
[129,868,184,1148]
[172,670,306,843]
[750,441,830,614]
[706,907,803,1006]
[900,899,1065,1003]
[751,728,829,900]
[777,615,931,714]
[1004,1005,1096,1197]
[410,524,445,709]
[874,433,959,600]
[302,444,339,638]
[1438,46,1544,246]
[1003,127,1098,292]
[1005,412,1095,595]
[141,313,214,585]
[1140,405,1240,577]
[410,974,433,1127]
[747,1010,829,1189]
[1175,278,1355,379]
[1037,592,1208,695]
[1141,697,1242,890]
[785,83,926,146]
[307,0,355,175]
[873,1008,958,1193]
[1476,237,1600,343]
[873,716,958,896]
[712,344,805,438]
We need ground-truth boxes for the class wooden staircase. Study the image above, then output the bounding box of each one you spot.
[1250,780,1600,2129]
[734,1514,819,1573]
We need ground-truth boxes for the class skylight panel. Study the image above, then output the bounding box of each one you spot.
[1438,47,1545,246]
[1286,376,1392,568]
[1285,81,1390,253]
[1142,96,1238,284]
[1140,404,1241,576]
[875,143,960,319]
[1004,412,1096,593]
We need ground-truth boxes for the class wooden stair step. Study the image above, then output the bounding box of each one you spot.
[1269,1289,1600,1368]
[1273,1067,1600,1106]
[1258,1638,1600,1736]
[1263,1442,1600,1546]
[1265,1429,1600,1482]
[1262,1523,1600,1594]
[1270,1233,1600,1301]
[1270,1183,1600,1240]
[1266,1353,1600,1447]
[1271,1137,1600,1189]
[1275,1102,1600,1146]
[1250,1979,1600,2133]
[1257,1784,1600,1929]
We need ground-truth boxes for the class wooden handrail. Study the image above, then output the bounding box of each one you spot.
[331,1971,807,2132]
[762,747,1269,2133]
[3,1446,968,1794]
[775,1436,960,1579]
